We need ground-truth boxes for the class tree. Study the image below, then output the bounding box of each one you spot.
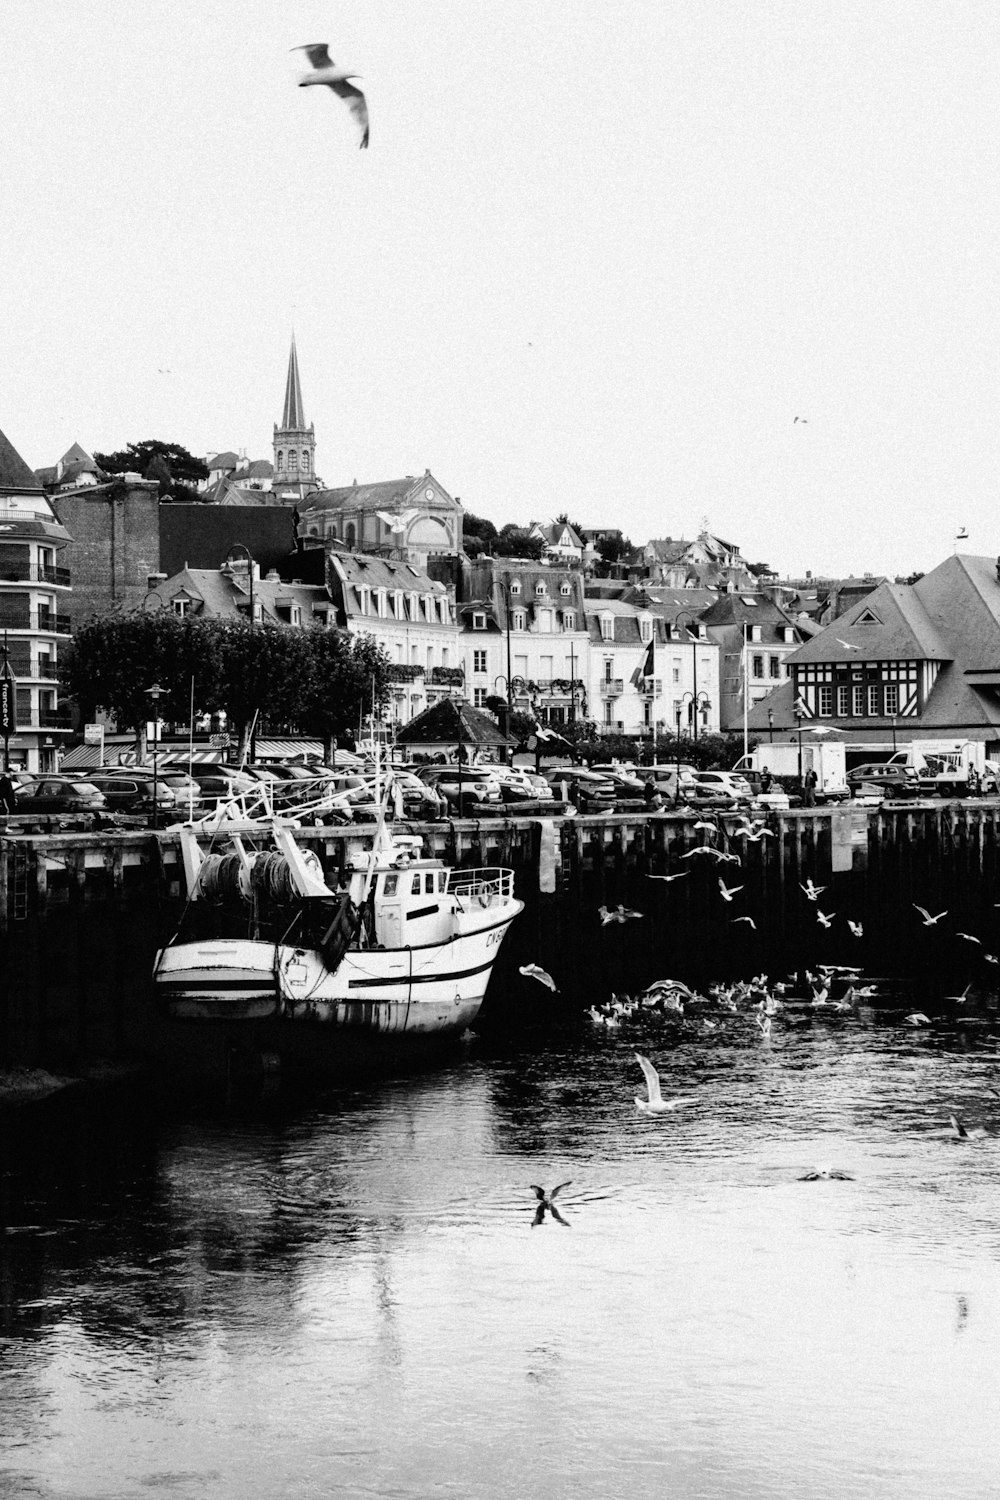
[554,511,587,539]
[297,628,392,762]
[94,439,209,502]
[594,533,632,577]
[494,524,544,561]
[61,611,202,757]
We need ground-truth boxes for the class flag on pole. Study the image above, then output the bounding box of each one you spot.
[630,636,654,688]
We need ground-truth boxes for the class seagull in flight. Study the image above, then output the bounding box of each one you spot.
[847,919,863,938]
[956,932,981,945]
[292,43,370,148]
[718,878,743,902]
[598,904,643,925]
[816,909,835,928]
[914,904,948,926]
[646,871,689,882]
[800,879,825,902]
[799,1166,853,1181]
[732,916,756,929]
[530,1182,571,1227]
[634,1054,692,1115]
[836,639,861,651]
[376,507,421,532]
[519,963,558,992]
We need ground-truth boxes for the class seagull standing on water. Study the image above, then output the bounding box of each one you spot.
[634,1054,692,1115]
[799,1166,854,1181]
[530,1182,571,1226]
[293,43,370,148]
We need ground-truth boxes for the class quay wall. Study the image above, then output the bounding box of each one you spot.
[2,803,999,1072]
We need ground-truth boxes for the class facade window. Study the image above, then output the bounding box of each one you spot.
[473,650,487,673]
[473,687,487,708]
[277,451,283,470]
[535,581,547,596]
[346,523,356,547]
[560,582,572,596]
[672,665,680,684]
[885,683,899,715]
[818,685,833,717]
[288,450,298,472]
[768,656,781,678]
[852,685,865,716]
[512,609,526,631]
[640,617,652,643]
[601,615,613,641]
[867,684,879,716]
[172,598,191,616]
[750,625,762,643]
[752,654,764,678]
[837,685,850,716]
[301,451,310,473]
[604,700,613,726]
[472,612,486,630]
[604,657,614,682]
[509,579,521,595]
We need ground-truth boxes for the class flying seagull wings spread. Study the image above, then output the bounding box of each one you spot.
[329,78,370,148]
[294,42,333,69]
[635,1052,662,1106]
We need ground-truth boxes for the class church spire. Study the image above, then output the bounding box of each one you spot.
[273,333,317,498]
[282,332,306,430]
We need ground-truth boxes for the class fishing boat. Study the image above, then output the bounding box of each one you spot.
[154,815,524,1041]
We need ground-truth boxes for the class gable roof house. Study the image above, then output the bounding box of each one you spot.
[747,554,1000,751]
[528,520,584,566]
[692,593,804,732]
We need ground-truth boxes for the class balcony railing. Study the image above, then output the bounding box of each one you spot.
[600,679,624,696]
[0,565,71,586]
[0,612,72,634]
[36,710,72,730]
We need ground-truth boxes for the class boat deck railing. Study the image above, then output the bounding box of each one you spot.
[446,867,515,903]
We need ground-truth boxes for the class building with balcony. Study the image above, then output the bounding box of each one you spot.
[0,428,74,771]
[325,551,461,728]
[586,599,721,739]
[460,558,589,725]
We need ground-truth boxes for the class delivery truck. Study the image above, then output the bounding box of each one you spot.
[733,741,850,803]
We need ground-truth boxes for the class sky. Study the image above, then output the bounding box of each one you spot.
[1,1,998,579]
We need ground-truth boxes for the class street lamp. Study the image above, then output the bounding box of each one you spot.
[890,711,898,753]
[794,709,804,790]
[672,612,704,740]
[679,690,711,740]
[224,542,256,761]
[768,708,774,743]
[146,682,165,830]
[674,703,682,804]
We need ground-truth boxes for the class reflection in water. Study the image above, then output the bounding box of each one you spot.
[3,1011,1000,1498]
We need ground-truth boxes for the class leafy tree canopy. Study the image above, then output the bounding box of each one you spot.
[554,511,587,539]
[494,524,544,561]
[93,439,209,503]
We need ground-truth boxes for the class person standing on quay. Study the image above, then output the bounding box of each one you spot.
[0,771,16,815]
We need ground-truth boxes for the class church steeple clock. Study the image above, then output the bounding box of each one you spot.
[273,334,317,498]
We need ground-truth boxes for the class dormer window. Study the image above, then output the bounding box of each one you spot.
[535,581,547,596]
[750,625,762,643]
[601,614,614,641]
[512,609,526,631]
[473,611,487,630]
[509,579,521,596]
[639,617,653,643]
[562,610,576,631]
[560,582,572,596]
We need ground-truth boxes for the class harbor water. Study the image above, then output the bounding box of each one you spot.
[3,1000,1000,1499]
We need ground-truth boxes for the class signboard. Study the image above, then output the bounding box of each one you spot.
[0,674,14,736]
[84,723,104,746]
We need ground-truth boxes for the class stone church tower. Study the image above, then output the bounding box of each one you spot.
[272,334,318,500]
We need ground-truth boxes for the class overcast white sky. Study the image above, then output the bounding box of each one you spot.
[1,2,997,578]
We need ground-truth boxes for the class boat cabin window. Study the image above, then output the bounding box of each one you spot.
[411,873,422,894]
[382,874,399,896]
[425,872,435,893]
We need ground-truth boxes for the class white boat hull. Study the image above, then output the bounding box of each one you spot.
[155,906,522,1035]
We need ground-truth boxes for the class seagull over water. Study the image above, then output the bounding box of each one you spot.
[634,1054,692,1115]
[292,43,370,148]
[519,964,558,992]
[800,879,826,902]
[718,878,744,902]
[799,1166,854,1181]
[914,904,948,926]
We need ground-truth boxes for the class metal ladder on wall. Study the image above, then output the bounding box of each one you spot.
[11,842,29,921]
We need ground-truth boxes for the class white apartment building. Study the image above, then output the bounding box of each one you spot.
[586,601,721,740]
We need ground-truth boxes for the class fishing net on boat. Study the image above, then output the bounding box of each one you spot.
[197,851,245,902]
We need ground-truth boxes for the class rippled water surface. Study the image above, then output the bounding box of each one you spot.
[3,1009,1000,1499]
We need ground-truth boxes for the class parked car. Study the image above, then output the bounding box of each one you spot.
[689,771,754,806]
[541,766,617,806]
[392,770,448,820]
[95,766,205,813]
[416,765,503,812]
[591,768,647,800]
[846,764,921,799]
[491,766,544,804]
[85,773,179,816]
[15,778,107,815]
[181,764,259,804]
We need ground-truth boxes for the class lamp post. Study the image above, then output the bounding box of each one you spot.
[146,682,164,830]
[768,708,774,743]
[674,704,682,804]
[890,712,898,753]
[672,612,703,740]
[794,709,804,790]
[225,543,256,761]
[680,690,711,742]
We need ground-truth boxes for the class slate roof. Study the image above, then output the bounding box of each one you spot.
[0,428,42,490]
[300,474,451,515]
[151,567,328,623]
[396,697,513,749]
[644,537,691,563]
[332,552,447,595]
[585,602,670,647]
[788,582,949,664]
